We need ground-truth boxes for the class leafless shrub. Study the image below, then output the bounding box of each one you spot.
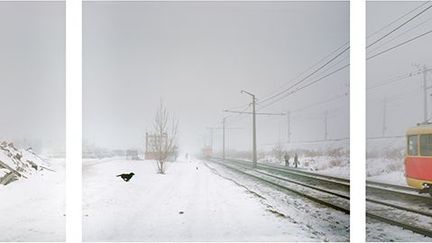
[271,143,285,162]
[151,101,178,174]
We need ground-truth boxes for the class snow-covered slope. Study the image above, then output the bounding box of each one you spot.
[0,141,51,185]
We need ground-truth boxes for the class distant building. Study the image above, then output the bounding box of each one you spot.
[126,149,139,160]
[145,132,177,161]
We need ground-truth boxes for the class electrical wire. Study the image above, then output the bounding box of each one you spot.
[258,46,350,105]
[367,2,432,49]
[367,1,431,40]
[367,29,432,60]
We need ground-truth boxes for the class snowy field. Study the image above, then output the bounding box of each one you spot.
[367,137,405,184]
[83,158,327,241]
[0,159,65,242]
[367,156,406,186]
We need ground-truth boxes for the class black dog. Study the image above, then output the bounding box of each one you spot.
[116,172,135,182]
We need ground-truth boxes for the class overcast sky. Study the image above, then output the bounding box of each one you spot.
[0,2,65,150]
[367,1,432,138]
[83,1,349,153]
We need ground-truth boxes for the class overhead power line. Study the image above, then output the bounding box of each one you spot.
[367,70,423,91]
[367,15,432,55]
[367,29,432,60]
[291,92,349,113]
[367,2,432,49]
[259,41,349,102]
[367,1,431,40]
[257,64,350,111]
[223,110,285,116]
[260,137,349,146]
[258,46,350,105]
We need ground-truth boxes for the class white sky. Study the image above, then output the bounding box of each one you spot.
[367,1,432,138]
[83,1,349,153]
[0,2,65,150]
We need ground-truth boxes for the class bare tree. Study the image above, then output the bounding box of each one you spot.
[151,101,178,174]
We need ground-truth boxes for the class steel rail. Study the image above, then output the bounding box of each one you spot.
[206,159,350,214]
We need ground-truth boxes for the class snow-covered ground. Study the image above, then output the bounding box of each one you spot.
[367,219,432,242]
[259,154,349,179]
[205,160,350,241]
[0,159,65,242]
[366,154,407,187]
[83,158,328,241]
[366,138,432,241]
[366,137,405,184]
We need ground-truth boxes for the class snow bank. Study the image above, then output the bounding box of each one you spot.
[257,146,350,179]
[0,141,51,185]
[366,137,405,184]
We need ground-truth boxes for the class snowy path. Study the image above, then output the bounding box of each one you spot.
[0,160,65,242]
[83,159,317,241]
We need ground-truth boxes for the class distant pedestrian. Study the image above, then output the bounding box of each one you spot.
[294,153,300,168]
[283,153,290,167]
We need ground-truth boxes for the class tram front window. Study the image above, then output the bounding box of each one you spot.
[408,135,418,156]
[420,134,432,156]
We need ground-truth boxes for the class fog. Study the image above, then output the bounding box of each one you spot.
[83,1,349,154]
[367,1,432,138]
[0,2,65,153]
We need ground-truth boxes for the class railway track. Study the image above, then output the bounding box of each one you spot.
[215,158,349,195]
[207,158,350,214]
[366,180,432,238]
[208,158,432,238]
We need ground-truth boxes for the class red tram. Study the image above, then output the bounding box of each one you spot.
[405,125,432,196]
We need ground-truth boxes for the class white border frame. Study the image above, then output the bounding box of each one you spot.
[351,0,366,242]
[66,0,82,242]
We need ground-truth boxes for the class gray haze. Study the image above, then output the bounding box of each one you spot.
[83,1,349,154]
[0,2,65,152]
[367,1,432,138]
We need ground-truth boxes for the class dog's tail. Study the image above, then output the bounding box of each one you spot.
[116,174,122,177]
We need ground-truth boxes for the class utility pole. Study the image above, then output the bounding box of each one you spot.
[424,65,429,122]
[222,117,226,160]
[206,120,240,160]
[224,100,285,168]
[382,98,387,137]
[287,111,291,144]
[324,110,328,140]
[240,90,257,168]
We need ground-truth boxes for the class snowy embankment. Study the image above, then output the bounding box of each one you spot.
[367,137,405,185]
[0,141,51,184]
[83,158,318,241]
[0,142,65,241]
[204,160,350,241]
[259,154,349,179]
[367,158,406,186]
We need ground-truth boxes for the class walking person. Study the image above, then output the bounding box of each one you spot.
[294,153,300,168]
[284,152,290,167]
